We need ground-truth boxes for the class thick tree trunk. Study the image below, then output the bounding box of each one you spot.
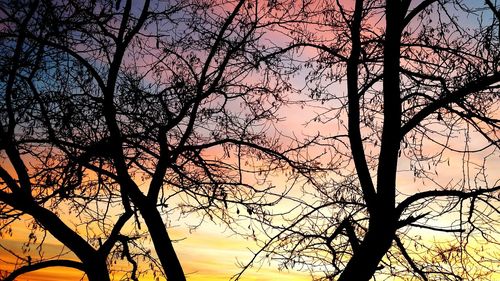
[32,206,112,281]
[338,218,395,281]
[340,0,402,278]
[1,203,114,281]
[85,259,111,281]
[138,202,186,281]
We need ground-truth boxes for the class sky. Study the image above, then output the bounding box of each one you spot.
[1,0,500,280]
[0,218,312,281]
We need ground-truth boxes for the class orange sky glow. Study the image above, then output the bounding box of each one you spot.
[1,218,313,281]
[1,1,500,280]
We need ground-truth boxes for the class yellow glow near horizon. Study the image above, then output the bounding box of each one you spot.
[0,224,312,281]
[1,1,500,280]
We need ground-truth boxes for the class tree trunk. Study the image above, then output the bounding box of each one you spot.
[338,218,395,281]
[338,0,403,279]
[29,205,112,281]
[138,202,186,281]
[85,259,111,281]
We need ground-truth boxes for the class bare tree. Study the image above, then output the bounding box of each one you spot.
[0,1,134,280]
[1,0,308,280]
[239,0,500,280]
[5,0,497,280]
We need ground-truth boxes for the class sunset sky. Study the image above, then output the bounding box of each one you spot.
[1,0,499,280]
[1,212,314,281]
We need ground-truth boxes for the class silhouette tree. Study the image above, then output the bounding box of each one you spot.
[0,1,132,280]
[238,0,500,280]
[4,0,498,280]
[1,0,308,280]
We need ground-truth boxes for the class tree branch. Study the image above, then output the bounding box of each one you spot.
[394,236,428,281]
[402,0,438,28]
[401,71,500,137]
[3,259,85,281]
[396,186,500,216]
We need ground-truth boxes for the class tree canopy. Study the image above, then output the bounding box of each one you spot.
[1,0,499,281]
